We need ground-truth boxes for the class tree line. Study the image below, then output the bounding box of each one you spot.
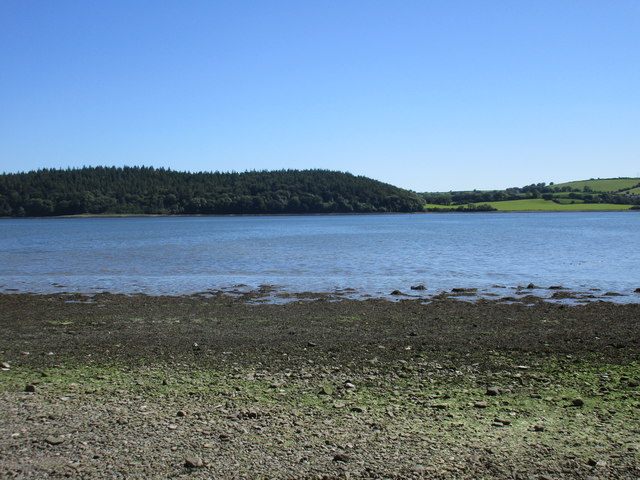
[0,167,426,217]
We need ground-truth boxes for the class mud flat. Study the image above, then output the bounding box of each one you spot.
[1,293,640,479]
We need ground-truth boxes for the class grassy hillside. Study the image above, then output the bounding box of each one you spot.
[424,200,633,212]
[479,199,633,211]
[552,177,640,193]
[422,177,640,212]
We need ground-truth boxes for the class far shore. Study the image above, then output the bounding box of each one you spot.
[1,208,638,220]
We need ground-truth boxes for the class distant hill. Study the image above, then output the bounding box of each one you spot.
[0,167,425,217]
[551,177,640,194]
[421,177,640,211]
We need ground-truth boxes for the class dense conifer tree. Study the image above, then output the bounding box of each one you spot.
[0,167,425,217]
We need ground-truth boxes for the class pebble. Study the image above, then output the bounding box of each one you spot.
[318,385,334,395]
[533,425,545,432]
[184,455,203,468]
[486,386,500,396]
[45,436,65,445]
[1,362,10,370]
[176,410,187,417]
[571,398,584,407]
[25,384,37,393]
[332,453,350,462]
[474,401,488,408]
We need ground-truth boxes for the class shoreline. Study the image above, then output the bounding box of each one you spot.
[3,284,640,306]
[1,293,639,478]
[1,209,638,220]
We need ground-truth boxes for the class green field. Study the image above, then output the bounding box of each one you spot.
[552,177,640,192]
[621,186,640,195]
[424,200,633,211]
[480,199,633,211]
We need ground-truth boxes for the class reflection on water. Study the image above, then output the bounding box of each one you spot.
[0,213,639,302]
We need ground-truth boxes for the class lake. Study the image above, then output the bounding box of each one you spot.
[1,213,639,302]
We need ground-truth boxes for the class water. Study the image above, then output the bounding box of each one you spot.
[1,213,639,301]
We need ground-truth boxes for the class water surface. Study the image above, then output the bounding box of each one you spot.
[1,213,638,301]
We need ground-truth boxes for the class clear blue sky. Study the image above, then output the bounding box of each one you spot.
[1,1,638,192]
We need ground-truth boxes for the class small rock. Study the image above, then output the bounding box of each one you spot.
[410,285,426,291]
[474,401,488,408]
[45,436,64,445]
[25,384,37,393]
[219,434,230,442]
[307,342,317,347]
[332,453,350,462]
[533,425,545,432]
[1,362,10,370]
[628,381,639,388]
[184,456,203,468]
[494,417,511,425]
[176,410,187,417]
[428,403,448,410]
[410,464,426,474]
[548,285,565,290]
[318,385,334,395]
[344,381,356,389]
[350,406,364,413]
[486,386,500,396]
[333,402,346,409]
[635,288,640,293]
[571,398,584,407]
[526,283,538,289]
[390,290,402,296]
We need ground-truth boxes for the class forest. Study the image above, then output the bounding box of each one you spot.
[0,167,425,217]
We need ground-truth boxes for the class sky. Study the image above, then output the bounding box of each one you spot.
[1,1,638,192]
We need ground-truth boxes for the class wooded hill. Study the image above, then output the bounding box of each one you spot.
[0,167,425,217]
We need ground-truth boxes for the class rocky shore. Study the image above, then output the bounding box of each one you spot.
[1,292,639,479]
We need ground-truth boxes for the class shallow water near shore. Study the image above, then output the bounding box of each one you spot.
[1,212,639,302]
